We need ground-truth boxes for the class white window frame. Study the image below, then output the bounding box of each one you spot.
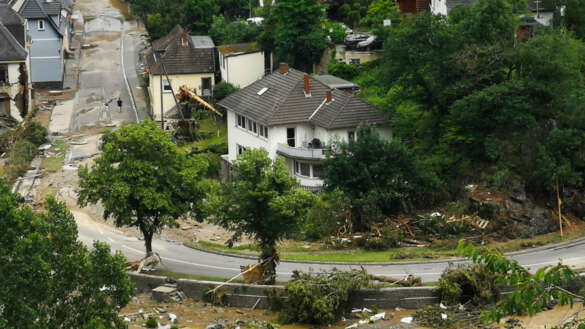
[348,130,355,141]
[162,79,172,93]
[38,19,45,31]
[287,127,296,147]
[236,144,247,156]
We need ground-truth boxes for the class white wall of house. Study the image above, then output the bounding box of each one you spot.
[0,62,24,120]
[219,51,265,88]
[148,72,215,121]
[430,0,448,15]
[226,109,270,162]
[534,12,554,26]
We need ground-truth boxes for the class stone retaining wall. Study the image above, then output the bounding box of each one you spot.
[128,273,438,310]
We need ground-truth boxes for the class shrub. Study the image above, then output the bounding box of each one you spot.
[213,81,239,103]
[303,190,349,240]
[196,152,221,177]
[327,61,359,81]
[324,21,348,44]
[279,269,370,325]
[364,226,402,250]
[145,317,157,328]
[23,121,48,146]
[435,263,500,306]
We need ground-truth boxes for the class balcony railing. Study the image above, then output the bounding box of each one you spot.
[276,143,326,161]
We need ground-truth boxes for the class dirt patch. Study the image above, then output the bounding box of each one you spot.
[34,108,52,127]
[120,293,419,329]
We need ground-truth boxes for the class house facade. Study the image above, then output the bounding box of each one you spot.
[218,63,391,191]
[217,42,271,88]
[0,3,30,121]
[145,25,215,124]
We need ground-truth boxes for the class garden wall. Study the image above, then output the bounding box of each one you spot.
[128,273,438,310]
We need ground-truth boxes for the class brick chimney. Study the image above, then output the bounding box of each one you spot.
[279,63,289,74]
[304,74,311,96]
[326,90,333,103]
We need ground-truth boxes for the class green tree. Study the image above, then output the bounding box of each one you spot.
[0,183,134,328]
[327,61,359,81]
[556,0,585,40]
[323,125,442,231]
[181,0,220,34]
[456,241,577,323]
[206,149,315,283]
[209,15,261,45]
[456,0,520,44]
[259,0,328,72]
[77,121,209,256]
[361,0,401,37]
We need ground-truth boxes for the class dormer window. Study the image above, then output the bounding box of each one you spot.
[38,19,45,31]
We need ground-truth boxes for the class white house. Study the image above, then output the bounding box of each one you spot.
[218,63,391,192]
[0,3,30,121]
[217,42,271,89]
[145,25,215,125]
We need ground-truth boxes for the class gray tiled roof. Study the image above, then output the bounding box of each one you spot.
[43,1,61,15]
[19,0,62,36]
[527,0,555,11]
[0,22,26,61]
[218,68,388,129]
[146,25,215,75]
[0,3,23,24]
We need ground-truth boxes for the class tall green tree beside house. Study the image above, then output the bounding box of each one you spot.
[258,0,328,72]
[0,183,134,328]
[206,150,315,284]
[77,121,209,256]
[323,125,442,231]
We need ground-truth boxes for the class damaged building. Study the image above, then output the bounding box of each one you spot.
[0,3,30,122]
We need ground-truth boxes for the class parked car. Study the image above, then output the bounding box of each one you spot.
[356,35,383,50]
[344,33,370,50]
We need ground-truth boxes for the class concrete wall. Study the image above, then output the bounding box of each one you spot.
[220,52,265,88]
[27,18,63,83]
[128,273,438,310]
[334,45,383,66]
[149,72,215,121]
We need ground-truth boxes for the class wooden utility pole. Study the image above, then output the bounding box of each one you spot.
[556,178,563,237]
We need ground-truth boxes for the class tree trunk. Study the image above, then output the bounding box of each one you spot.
[260,244,278,285]
[138,220,154,257]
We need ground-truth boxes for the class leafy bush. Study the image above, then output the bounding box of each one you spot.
[303,190,349,240]
[324,21,348,44]
[213,81,240,103]
[145,317,157,328]
[23,121,48,146]
[435,263,500,306]
[327,61,359,81]
[411,214,471,239]
[196,152,221,177]
[279,269,370,325]
[413,305,455,329]
[364,227,402,250]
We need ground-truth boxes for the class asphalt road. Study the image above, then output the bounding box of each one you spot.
[73,209,585,282]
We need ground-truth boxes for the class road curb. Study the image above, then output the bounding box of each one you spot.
[184,237,585,267]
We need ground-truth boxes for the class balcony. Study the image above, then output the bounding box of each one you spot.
[276,143,326,161]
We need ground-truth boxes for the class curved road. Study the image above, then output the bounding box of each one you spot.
[73,211,585,282]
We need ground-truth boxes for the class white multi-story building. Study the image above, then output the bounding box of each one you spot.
[218,63,391,192]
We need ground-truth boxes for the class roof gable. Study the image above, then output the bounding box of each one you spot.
[19,0,62,36]
[146,25,215,75]
[0,22,26,61]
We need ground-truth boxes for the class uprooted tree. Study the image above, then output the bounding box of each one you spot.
[0,182,134,328]
[206,149,315,284]
[77,120,209,257]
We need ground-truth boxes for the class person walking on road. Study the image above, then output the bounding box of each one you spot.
[117,98,123,113]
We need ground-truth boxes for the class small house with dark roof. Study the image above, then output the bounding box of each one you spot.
[217,42,272,88]
[0,3,29,120]
[145,25,216,123]
[218,63,391,191]
[18,0,67,87]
